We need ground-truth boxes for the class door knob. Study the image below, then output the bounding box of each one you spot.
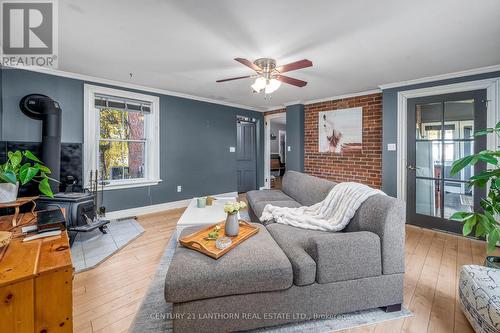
[407,165,418,170]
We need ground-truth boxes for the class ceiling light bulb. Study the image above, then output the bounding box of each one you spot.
[251,77,267,92]
[251,82,261,92]
[265,78,281,94]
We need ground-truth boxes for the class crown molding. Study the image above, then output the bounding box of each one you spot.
[303,89,381,105]
[283,100,303,107]
[265,89,383,111]
[379,64,500,90]
[3,65,265,112]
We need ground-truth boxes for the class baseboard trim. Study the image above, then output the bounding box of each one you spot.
[105,191,238,220]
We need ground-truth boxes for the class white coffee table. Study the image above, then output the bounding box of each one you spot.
[176,193,238,240]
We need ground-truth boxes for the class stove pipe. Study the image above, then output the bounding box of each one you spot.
[19,94,62,193]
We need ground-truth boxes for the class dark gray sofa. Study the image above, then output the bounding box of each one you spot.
[165,171,405,333]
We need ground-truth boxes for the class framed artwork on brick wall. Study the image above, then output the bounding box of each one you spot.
[318,107,363,153]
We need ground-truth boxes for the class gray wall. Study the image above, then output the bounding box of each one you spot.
[286,104,304,172]
[382,70,500,197]
[270,121,286,153]
[1,68,264,211]
[0,66,3,136]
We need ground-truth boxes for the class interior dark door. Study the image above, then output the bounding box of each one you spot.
[406,90,487,234]
[237,120,257,193]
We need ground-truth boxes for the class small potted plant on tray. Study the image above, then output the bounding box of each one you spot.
[0,150,54,203]
[224,201,247,236]
[450,122,500,268]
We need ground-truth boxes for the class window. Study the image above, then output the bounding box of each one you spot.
[84,85,160,190]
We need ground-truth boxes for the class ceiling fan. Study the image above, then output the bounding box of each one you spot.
[216,58,313,94]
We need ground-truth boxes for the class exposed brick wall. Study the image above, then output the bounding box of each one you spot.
[303,93,382,188]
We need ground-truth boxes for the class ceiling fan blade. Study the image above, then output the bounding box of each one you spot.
[276,59,313,73]
[276,75,307,87]
[234,58,262,72]
[216,75,252,83]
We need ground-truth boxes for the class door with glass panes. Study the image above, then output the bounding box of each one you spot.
[406,90,487,234]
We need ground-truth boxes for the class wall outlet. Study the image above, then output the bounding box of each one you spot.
[287,146,291,152]
[387,143,397,151]
[229,146,236,152]
[177,185,182,192]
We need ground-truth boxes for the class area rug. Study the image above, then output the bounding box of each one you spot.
[129,233,412,333]
[71,218,144,273]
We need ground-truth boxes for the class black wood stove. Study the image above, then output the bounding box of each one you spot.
[19,94,109,240]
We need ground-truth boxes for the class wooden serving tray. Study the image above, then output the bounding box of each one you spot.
[179,220,259,259]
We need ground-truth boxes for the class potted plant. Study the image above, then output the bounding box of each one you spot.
[450,122,500,267]
[0,150,54,203]
[223,201,247,236]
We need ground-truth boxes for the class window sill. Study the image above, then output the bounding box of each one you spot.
[102,179,162,191]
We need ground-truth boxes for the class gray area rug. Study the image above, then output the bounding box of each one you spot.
[71,218,144,273]
[129,233,412,333]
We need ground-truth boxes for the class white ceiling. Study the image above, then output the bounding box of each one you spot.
[58,0,500,111]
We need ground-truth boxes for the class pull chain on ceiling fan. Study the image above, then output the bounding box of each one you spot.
[216,58,313,94]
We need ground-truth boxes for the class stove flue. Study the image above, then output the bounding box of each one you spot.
[19,94,62,193]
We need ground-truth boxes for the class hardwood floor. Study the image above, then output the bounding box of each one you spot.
[73,208,499,333]
[72,208,182,333]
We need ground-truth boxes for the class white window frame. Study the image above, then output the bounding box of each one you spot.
[84,84,161,190]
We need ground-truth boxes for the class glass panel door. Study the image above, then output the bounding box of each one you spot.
[406,90,487,234]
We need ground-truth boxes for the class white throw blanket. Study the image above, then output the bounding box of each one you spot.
[259,182,384,231]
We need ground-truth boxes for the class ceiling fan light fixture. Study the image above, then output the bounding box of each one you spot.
[265,78,281,94]
[217,57,311,93]
[251,76,267,92]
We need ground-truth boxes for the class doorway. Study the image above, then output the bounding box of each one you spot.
[236,117,257,193]
[265,114,286,189]
[406,90,487,234]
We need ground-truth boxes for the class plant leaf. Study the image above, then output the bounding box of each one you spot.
[38,178,53,198]
[450,155,475,175]
[462,215,476,236]
[8,151,22,168]
[475,220,486,237]
[450,211,473,222]
[473,129,494,137]
[0,170,17,184]
[23,150,42,163]
[487,229,499,253]
[477,152,498,165]
[19,166,39,185]
[35,163,51,174]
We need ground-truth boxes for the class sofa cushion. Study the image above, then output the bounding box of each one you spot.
[252,200,302,222]
[282,171,336,206]
[307,231,382,283]
[246,189,294,208]
[266,223,330,286]
[165,223,293,303]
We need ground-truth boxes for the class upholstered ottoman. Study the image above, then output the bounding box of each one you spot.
[459,265,500,333]
[164,223,293,332]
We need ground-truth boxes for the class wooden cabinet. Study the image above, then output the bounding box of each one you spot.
[0,214,73,333]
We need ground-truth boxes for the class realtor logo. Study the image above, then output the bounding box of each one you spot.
[1,0,58,67]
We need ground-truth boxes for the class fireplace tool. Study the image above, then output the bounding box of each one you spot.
[74,169,110,234]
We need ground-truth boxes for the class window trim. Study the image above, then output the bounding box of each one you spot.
[84,84,161,190]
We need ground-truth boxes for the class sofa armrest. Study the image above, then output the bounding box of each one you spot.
[306,231,382,283]
[344,194,405,275]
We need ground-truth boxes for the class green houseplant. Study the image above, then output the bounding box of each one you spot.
[450,122,500,256]
[0,150,54,203]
